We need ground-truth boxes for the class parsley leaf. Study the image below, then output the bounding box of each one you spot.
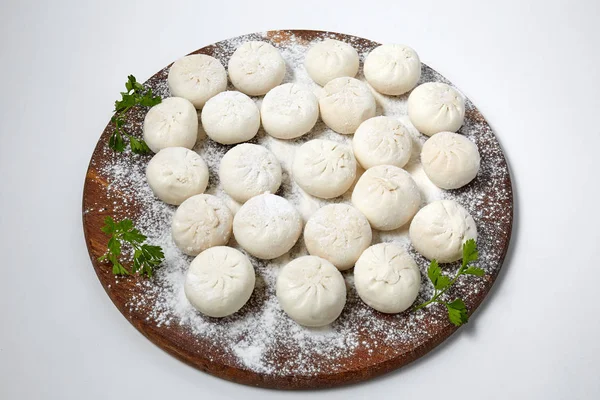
[434,275,452,291]
[109,253,129,276]
[101,217,116,234]
[122,227,146,245]
[115,94,137,111]
[427,260,451,290]
[446,298,468,326]
[117,219,133,232]
[138,89,162,107]
[125,75,136,92]
[108,126,125,153]
[107,237,121,256]
[464,267,485,276]
[462,239,478,268]
[108,75,161,154]
[98,216,164,277]
[128,135,151,154]
[427,260,440,283]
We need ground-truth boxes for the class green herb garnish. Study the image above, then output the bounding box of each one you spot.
[109,75,161,153]
[414,239,484,326]
[98,216,164,277]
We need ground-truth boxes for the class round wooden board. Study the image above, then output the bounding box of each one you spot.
[83,30,513,390]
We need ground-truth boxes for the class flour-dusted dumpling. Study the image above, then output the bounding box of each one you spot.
[276,256,346,327]
[261,83,319,139]
[352,116,413,170]
[168,54,227,109]
[364,44,421,96]
[354,243,421,313]
[171,194,233,256]
[143,97,198,153]
[304,204,372,271]
[407,82,465,136]
[185,246,255,318]
[409,200,477,263]
[201,91,260,145]
[319,77,377,134]
[352,165,421,231]
[228,41,286,96]
[219,143,282,203]
[233,193,302,260]
[421,132,480,189]
[292,139,356,199]
[305,39,359,86]
[146,147,208,205]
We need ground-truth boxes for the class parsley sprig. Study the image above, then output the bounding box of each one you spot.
[98,216,164,277]
[414,239,484,326]
[109,75,161,153]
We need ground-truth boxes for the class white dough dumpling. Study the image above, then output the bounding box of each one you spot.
[233,194,302,260]
[305,39,359,86]
[354,243,421,313]
[184,246,255,318]
[219,144,282,203]
[421,132,480,189]
[168,54,227,109]
[228,41,286,96]
[304,204,372,271]
[319,77,376,134]
[352,116,413,169]
[292,139,356,199]
[364,44,421,95]
[276,256,346,327]
[352,165,421,231]
[409,200,477,263]
[201,91,260,145]
[407,82,465,136]
[171,194,233,256]
[143,97,198,153]
[146,147,208,205]
[261,83,319,139]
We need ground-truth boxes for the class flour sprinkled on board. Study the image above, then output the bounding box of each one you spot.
[88,31,512,378]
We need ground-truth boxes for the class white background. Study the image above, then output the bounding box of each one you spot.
[1,0,599,398]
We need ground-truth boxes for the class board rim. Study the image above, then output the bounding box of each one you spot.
[82,29,514,390]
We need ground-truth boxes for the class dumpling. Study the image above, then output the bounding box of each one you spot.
[319,77,376,134]
[352,116,413,169]
[304,204,372,270]
[276,255,346,326]
[407,82,465,136]
[228,41,286,96]
[146,147,208,205]
[171,194,233,256]
[364,44,421,95]
[167,54,227,109]
[292,139,356,199]
[201,91,260,145]
[304,39,359,86]
[352,165,421,231]
[233,194,302,260]
[409,200,477,263]
[184,246,255,317]
[219,144,282,203]
[354,243,421,313]
[261,83,319,140]
[143,97,198,153]
[421,132,480,189]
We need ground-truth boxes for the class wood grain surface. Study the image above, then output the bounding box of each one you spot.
[82,30,513,390]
